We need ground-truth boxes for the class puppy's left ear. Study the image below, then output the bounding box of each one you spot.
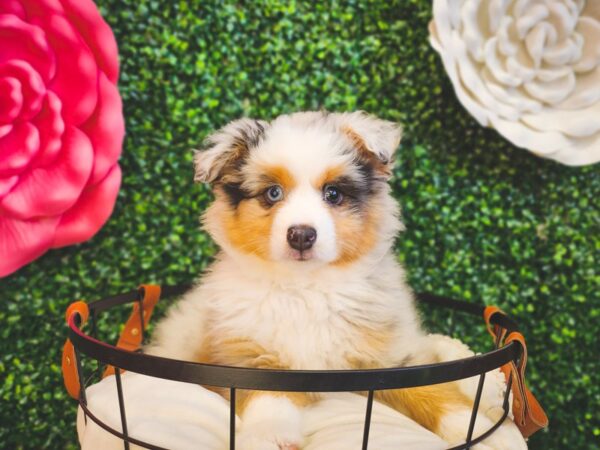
[194,118,268,183]
[335,111,402,176]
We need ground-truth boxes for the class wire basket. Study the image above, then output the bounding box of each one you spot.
[62,284,530,450]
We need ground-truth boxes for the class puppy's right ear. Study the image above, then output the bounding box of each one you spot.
[194,118,268,183]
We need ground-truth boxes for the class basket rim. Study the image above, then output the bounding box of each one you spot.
[67,285,523,392]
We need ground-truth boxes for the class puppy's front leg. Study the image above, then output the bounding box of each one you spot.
[377,384,513,448]
[206,337,314,450]
[236,392,312,450]
[377,382,466,430]
[377,384,476,444]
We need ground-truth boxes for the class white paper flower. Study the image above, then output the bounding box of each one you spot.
[429,0,600,165]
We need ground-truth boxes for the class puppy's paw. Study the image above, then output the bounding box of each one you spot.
[437,408,527,450]
[237,421,303,450]
[236,430,301,450]
[237,395,304,450]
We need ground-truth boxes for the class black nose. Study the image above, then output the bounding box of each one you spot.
[287,225,317,251]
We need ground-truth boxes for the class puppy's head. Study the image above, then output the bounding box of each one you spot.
[196,111,402,268]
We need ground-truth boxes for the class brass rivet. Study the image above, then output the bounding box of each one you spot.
[131,328,139,336]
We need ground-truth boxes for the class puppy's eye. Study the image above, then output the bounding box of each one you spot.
[323,185,343,205]
[264,185,284,204]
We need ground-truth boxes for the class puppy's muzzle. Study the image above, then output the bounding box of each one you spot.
[287,225,317,251]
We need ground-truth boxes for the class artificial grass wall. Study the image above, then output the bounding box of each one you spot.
[1,1,598,448]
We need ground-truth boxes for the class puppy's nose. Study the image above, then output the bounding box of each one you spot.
[287,225,317,251]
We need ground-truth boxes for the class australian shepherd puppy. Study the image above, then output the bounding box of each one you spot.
[146,111,521,450]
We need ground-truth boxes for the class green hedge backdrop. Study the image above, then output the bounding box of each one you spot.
[1,0,598,448]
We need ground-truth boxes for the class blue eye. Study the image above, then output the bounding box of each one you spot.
[323,185,343,205]
[265,185,284,204]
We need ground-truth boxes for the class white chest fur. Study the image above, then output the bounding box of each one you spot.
[198,254,423,370]
[147,252,424,369]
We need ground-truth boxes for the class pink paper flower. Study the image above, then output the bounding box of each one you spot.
[0,0,124,277]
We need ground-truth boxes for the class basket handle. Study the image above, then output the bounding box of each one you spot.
[103,284,162,378]
[483,306,548,437]
[62,301,89,399]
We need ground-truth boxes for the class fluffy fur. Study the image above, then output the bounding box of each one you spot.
[146,111,524,450]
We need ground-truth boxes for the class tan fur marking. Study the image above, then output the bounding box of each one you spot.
[217,190,278,259]
[213,166,294,260]
[204,337,287,369]
[313,164,346,190]
[376,383,470,433]
[341,125,391,176]
[193,335,316,416]
[345,327,394,368]
[346,335,469,433]
[261,164,296,191]
[331,204,381,266]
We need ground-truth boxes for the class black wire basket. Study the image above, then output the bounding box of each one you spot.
[62,284,526,450]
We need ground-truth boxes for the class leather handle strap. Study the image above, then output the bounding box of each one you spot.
[103,284,162,378]
[483,305,507,346]
[483,307,548,437]
[62,301,89,399]
[504,332,549,437]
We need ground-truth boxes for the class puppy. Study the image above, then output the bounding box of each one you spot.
[146,111,521,449]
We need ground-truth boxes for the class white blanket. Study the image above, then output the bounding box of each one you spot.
[76,335,526,450]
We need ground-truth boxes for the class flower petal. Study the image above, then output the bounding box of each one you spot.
[431,0,459,47]
[515,3,549,39]
[30,90,65,168]
[524,71,576,104]
[81,72,124,185]
[484,37,522,86]
[0,122,39,177]
[429,28,492,126]
[0,1,26,18]
[525,22,548,68]
[488,0,511,34]
[522,102,600,137]
[497,16,519,57]
[41,13,98,125]
[546,1,578,40]
[481,67,542,113]
[461,0,486,62]
[0,60,46,120]
[0,215,59,277]
[551,132,600,166]
[535,65,572,82]
[0,124,11,139]
[582,1,600,21]
[542,35,582,66]
[556,66,600,109]
[490,114,570,154]
[19,0,64,17]
[60,0,120,83]
[0,175,18,198]
[0,76,22,123]
[52,164,121,248]
[456,39,522,120]
[573,16,600,73]
[0,14,56,83]
[505,51,536,82]
[0,126,92,219]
